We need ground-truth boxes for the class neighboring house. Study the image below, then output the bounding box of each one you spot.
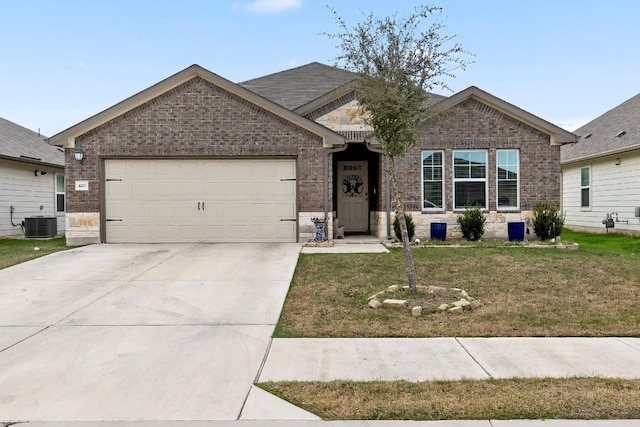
[561,93,640,235]
[0,117,65,238]
[49,63,575,245]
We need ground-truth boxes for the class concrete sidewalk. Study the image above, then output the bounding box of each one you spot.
[259,337,640,382]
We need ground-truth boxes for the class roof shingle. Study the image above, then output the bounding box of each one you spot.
[0,117,64,167]
[561,92,640,164]
[239,62,358,110]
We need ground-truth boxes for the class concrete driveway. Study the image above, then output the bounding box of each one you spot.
[0,243,301,422]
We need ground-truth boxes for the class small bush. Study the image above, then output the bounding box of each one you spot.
[533,200,564,240]
[393,213,415,241]
[457,204,486,241]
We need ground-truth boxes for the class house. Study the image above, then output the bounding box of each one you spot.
[561,93,640,235]
[0,117,65,238]
[49,63,576,245]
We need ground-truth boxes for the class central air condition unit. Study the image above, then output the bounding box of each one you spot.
[24,216,58,238]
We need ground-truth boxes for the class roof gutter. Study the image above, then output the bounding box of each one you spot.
[561,143,640,165]
[0,154,64,169]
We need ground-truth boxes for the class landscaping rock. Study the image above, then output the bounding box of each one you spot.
[411,306,422,317]
[387,285,399,292]
[428,286,448,293]
[368,291,385,300]
[470,300,483,309]
[448,306,463,313]
[383,299,407,307]
[453,298,471,308]
[567,243,579,250]
[438,303,450,311]
[368,299,382,309]
[459,290,469,299]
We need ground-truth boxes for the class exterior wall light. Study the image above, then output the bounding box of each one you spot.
[74,148,85,164]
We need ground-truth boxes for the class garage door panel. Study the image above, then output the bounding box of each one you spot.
[275,202,295,217]
[203,182,227,197]
[105,159,296,243]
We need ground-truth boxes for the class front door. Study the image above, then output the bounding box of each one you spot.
[337,161,368,233]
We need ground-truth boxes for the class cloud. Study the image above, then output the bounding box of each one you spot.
[241,0,302,14]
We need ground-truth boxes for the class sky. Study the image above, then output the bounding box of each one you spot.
[1,0,639,136]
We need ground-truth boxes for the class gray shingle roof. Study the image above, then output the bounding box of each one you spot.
[561,92,640,164]
[0,117,64,167]
[239,62,359,110]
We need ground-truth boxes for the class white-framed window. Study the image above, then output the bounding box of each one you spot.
[55,173,65,213]
[422,150,444,210]
[580,166,590,208]
[453,150,487,209]
[496,149,519,209]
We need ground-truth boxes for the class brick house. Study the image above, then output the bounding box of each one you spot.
[49,63,576,245]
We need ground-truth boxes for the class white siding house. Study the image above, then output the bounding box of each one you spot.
[561,93,640,235]
[0,117,65,238]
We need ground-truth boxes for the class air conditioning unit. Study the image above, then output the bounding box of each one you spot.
[24,216,57,238]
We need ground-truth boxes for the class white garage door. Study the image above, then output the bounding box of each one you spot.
[105,159,297,243]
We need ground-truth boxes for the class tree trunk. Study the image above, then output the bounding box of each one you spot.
[388,155,418,296]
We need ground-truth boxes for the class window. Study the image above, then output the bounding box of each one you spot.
[422,151,444,210]
[453,150,487,209]
[580,167,590,208]
[55,173,65,213]
[497,150,519,209]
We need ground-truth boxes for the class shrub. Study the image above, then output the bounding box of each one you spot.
[533,200,564,240]
[457,204,486,241]
[393,213,415,241]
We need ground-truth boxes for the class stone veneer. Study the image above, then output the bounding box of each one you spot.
[371,210,534,240]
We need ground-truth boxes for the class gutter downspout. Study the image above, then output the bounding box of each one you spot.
[325,144,349,240]
[365,140,391,240]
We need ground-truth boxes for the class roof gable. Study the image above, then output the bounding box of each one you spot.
[433,86,576,145]
[239,62,358,111]
[0,117,64,167]
[49,64,345,148]
[561,92,640,164]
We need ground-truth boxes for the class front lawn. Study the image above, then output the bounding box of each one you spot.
[275,230,640,338]
[265,231,640,421]
[0,237,69,270]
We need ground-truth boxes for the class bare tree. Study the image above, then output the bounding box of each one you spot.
[326,5,471,295]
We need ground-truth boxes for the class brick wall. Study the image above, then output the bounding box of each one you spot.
[393,98,561,212]
[66,77,327,215]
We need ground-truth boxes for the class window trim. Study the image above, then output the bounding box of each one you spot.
[452,149,488,210]
[421,150,445,211]
[55,173,65,214]
[580,166,591,210]
[496,149,520,210]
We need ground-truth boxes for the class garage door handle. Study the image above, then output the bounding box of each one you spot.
[198,202,200,210]
[202,202,205,210]
[280,219,296,222]
[106,218,123,222]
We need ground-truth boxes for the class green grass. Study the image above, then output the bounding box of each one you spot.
[0,237,70,270]
[562,229,640,258]
[274,231,640,337]
[260,378,640,420]
[266,231,640,421]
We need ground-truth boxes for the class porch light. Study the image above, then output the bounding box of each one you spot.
[74,148,85,164]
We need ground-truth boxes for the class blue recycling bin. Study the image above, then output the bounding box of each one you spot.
[507,221,525,242]
[430,222,447,241]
